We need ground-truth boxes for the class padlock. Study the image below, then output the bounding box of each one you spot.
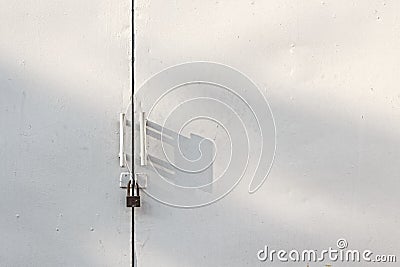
[126,195,140,207]
[126,179,141,208]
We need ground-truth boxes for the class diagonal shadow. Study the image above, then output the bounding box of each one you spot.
[145,120,214,192]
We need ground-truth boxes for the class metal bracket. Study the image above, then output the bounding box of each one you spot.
[119,172,132,188]
[139,111,147,166]
[119,112,126,167]
[135,173,148,189]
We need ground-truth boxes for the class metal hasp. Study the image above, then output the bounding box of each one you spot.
[126,179,141,208]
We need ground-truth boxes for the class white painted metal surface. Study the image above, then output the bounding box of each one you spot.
[1,0,400,266]
[134,0,400,266]
[0,0,132,266]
